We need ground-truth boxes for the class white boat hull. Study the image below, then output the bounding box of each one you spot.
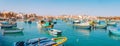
[95,25,107,29]
[2,28,24,34]
[48,29,62,36]
[3,30,23,34]
[107,22,116,26]
[108,27,120,36]
[74,22,91,29]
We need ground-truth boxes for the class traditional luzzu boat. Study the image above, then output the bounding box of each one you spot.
[0,21,12,28]
[1,25,13,28]
[108,27,120,36]
[52,37,67,46]
[37,21,54,29]
[75,22,91,29]
[14,37,67,46]
[109,32,120,40]
[0,21,17,28]
[93,20,107,29]
[48,29,62,36]
[2,27,24,34]
[107,21,117,26]
[73,20,81,25]
[95,24,107,29]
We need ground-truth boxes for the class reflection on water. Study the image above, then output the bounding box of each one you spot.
[109,31,120,40]
[95,29,107,32]
[75,29,91,36]
[37,28,49,35]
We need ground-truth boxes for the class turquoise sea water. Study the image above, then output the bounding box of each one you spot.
[0,20,120,46]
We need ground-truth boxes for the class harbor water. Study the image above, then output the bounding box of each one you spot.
[0,20,120,46]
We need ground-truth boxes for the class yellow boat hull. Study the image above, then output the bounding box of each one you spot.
[52,37,67,46]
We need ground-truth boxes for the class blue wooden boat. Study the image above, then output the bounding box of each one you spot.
[14,37,56,46]
[1,25,13,28]
[37,21,54,28]
[94,20,107,29]
[14,37,67,46]
[0,21,17,28]
[109,32,120,40]
[109,27,120,36]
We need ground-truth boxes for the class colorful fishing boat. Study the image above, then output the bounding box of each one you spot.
[93,20,107,29]
[74,22,91,29]
[37,20,54,28]
[52,37,67,46]
[2,28,24,34]
[109,32,120,40]
[73,20,80,24]
[14,37,67,46]
[108,27,120,36]
[1,25,13,28]
[48,29,62,36]
[95,24,107,29]
[107,21,116,26]
[0,21,17,28]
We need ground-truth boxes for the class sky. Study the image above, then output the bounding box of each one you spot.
[0,0,120,16]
